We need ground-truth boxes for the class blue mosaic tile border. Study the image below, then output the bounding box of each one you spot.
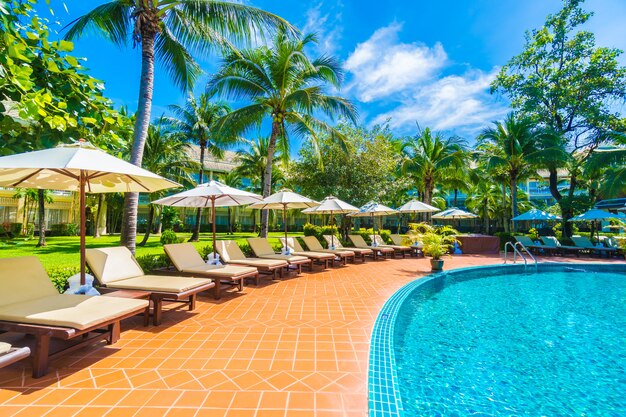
[367,262,625,417]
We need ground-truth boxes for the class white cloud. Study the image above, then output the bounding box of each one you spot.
[302,2,343,55]
[345,22,447,102]
[345,23,508,136]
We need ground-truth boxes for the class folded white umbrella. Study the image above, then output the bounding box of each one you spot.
[0,140,180,283]
[153,180,263,260]
[248,189,319,251]
[301,196,358,248]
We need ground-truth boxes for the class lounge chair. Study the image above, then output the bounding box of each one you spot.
[301,236,355,265]
[369,234,412,258]
[514,235,558,255]
[0,256,149,377]
[390,234,423,257]
[86,247,215,325]
[539,236,581,256]
[163,243,259,298]
[348,235,394,260]
[0,342,30,370]
[215,240,288,280]
[571,236,618,257]
[247,238,312,275]
[322,235,371,262]
[279,237,337,269]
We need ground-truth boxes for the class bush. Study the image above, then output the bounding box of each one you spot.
[135,254,170,272]
[353,228,391,244]
[528,228,539,240]
[48,266,80,293]
[160,229,179,245]
[10,223,22,236]
[494,232,523,250]
[23,222,34,238]
[303,222,320,237]
[50,223,79,236]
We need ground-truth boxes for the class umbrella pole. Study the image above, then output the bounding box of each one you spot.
[79,170,86,285]
[212,198,217,259]
[330,210,335,248]
[283,204,288,252]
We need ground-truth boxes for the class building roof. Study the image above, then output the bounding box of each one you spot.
[186,146,240,173]
[595,198,626,210]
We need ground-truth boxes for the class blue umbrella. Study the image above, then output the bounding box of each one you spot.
[512,208,561,221]
[568,209,620,222]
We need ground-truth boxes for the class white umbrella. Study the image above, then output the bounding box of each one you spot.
[432,208,478,220]
[397,199,440,214]
[0,140,179,283]
[152,180,263,260]
[350,201,398,238]
[301,196,359,248]
[248,189,319,252]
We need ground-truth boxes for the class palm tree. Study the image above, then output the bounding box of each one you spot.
[465,179,500,234]
[167,93,233,241]
[138,117,198,246]
[208,31,358,237]
[585,132,626,198]
[477,113,568,226]
[401,128,466,206]
[65,1,295,253]
[219,170,242,234]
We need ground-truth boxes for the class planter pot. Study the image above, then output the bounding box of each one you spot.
[430,259,444,271]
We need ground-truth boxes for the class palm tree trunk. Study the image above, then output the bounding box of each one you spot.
[501,183,509,233]
[453,189,458,207]
[36,189,46,247]
[261,122,279,238]
[510,177,518,232]
[227,206,233,234]
[138,204,155,247]
[93,194,103,238]
[190,142,206,241]
[121,30,156,255]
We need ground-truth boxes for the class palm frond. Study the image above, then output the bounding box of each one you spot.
[154,26,201,91]
[63,1,132,46]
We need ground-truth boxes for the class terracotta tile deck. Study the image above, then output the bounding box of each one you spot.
[0,254,621,416]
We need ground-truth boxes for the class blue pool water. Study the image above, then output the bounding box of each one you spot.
[391,266,626,416]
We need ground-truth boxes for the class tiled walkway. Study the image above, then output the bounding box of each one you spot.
[0,254,621,416]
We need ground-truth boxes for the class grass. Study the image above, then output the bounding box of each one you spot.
[0,231,300,271]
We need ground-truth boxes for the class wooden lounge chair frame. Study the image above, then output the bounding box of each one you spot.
[347,235,394,260]
[247,238,312,275]
[370,235,412,258]
[0,345,30,370]
[87,247,216,325]
[322,235,370,263]
[301,236,355,265]
[163,243,259,299]
[0,309,143,378]
[279,237,337,269]
[215,240,288,280]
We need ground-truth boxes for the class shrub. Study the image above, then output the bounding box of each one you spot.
[494,232,522,250]
[135,254,170,272]
[528,228,539,240]
[10,223,22,236]
[50,223,79,236]
[23,222,34,238]
[303,222,321,237]
[160,229,179,245]
[421,232,459,260]
[161,206,181,231]
[48,266,80,293]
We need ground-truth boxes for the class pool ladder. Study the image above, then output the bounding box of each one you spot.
[504,241,538,270]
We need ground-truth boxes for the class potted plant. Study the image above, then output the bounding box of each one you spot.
[421,232,450,271]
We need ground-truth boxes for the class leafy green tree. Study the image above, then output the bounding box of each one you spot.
[477,113,569,225]
[465,179,500,234]
[209,31,358,237]
[65,0,295,253]
[138,117,198,246]
[235,137,284,195]
[400,128,466,206]
[585,132,626,198]
[491,0,626,234]
[290,123,408,208]
[168,93,232,241]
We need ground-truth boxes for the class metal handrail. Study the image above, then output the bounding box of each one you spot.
[504,241,526,265]
[514,241,538,268]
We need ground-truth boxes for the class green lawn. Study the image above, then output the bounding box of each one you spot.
[0,232,298,272]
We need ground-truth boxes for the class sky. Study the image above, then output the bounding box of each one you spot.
[37,0,626,149]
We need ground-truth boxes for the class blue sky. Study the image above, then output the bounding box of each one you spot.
[38,0,626,146]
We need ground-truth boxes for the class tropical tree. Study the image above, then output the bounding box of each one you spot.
[65,0,295,253]
[167,93,232,241]
[137,117,198,246]
[491,0,626,234]
[477,114,569,225]
[209,31,358,237]
[235,137,284,195]
[585,132,626,198]
[219,170,242,234]
[400,128,466,206]
[465,180,500,234]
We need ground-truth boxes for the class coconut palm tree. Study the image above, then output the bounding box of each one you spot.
[585,132,626,198]
[477,113,568,225]
[65,1,295,253]
[235,138,284,194]
[208,31,358,237]
[401,128,466,206]
[218,170,242,234]
[138,117,198,246]
[167,93,233,241]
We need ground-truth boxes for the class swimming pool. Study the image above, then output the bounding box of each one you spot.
[368,263,626,417]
